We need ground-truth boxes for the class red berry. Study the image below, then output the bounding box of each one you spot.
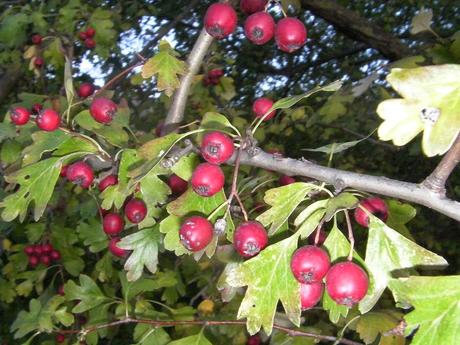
[326,261,369,306]
[179,216,214,252]
[34,57,44,68]
[204,3,237,39]
[31,103,43,114]
[103,213,124,235]
[42,243,52,254]
[125,198,147,224]
[203,75,213,87]
[354,197,388,227]
[66,161,94,189]
[78,82,95,98]
[24,245,35,256]
[208,69,224,79]
[201,131,235,165]
[31,34,42,45]
[99,174,118,192]
[85,27,96,38]
[244,12,275,45]
[279,175,296,186]
[240,0,268,14]
[33,244,43,255]
[60,165,68,177]
[108,237,127,257]
[10,107,31,125]
[155,121,164,137]
[28,255,39,267]
[50,250,61,261]
[290,245,330,283]
[58,284,65,296]
[84,38,96,49]
[40,255,51,266]
[247,334,262,345]
[36,108,60,131]
[252,97,276,121]
[78,31,88,40]
[300,282,324,310]
[168,174,188,195]
[89,97,117,124]
[275,17,307,53]
[56,333,66,343]
[191,163,225,197]
[233,221,268,258]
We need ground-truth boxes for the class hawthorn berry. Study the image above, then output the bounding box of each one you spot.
[66,161,94,189]
[290,245,330,283]
[244,12,275,45]
[155,121,164,137]
[24,245,35,256]
[31,103,43,114]
[103,213,124,235]
[42,243,52,253]
[89,97,117,124]
[325,261,369,306]
[99,174,118,192]
[201,131,235,165]
[31,34,42,45]
[300,282,324,310]
[204,3,237,39]
[168,174,188,195]
[50,250,61,261]
[60,165,68,177]
[233,221,268,258]
[36,108,60,131]
[28,255,39,267]
[78,31,87,40]
[247,334,262,345]
[275,17,307,53]
[191,163,225,197]
[84,38,96,49]
[252,97,276,121]
[240,0,268,14]
[279,175,296,186]
[40,255,51,266]
[34,57,44,68]
[125,198,147,224]
[33,244,43,255]
[10,107,31,125]
[78,82,95,98]
[208,69,224,79]
[58,284,65,296]
[108,237,127,257]
[179,216,214,252]
[354,197,388,227]
[56,333,66,343]
[85,27,96,38]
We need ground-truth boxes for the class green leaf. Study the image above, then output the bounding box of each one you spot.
[25,223,46,242]
[215,76,236,101]
[77,219,108,253]
[160,215,190,256]
[302,134,372,154]
[167,330,212,345]
[1,139,22,164]
[0,277,16,303]
[324,192,358,221]
[0,12,29,47]
[200,112,236,134]
[64,56,74,104]
[64,275,112,313]
[51,227,85,276]
[95,252,114,282]
[132,324,171,345]
[226,233,301,335]
[0,122,16,143]
[354,311,403,344]
[11,299,44,339]
[171,153,199,180]
[138,171,170,228]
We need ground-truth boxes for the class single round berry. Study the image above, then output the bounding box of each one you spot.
[204,3,237,39]
[240,0,268,14]
[290,245,330,283]
[89,97,117,124]
[66,161,94,189]
[24,245,35,256]
[191,163,225,197]
[31,103,43,114]
[36,108,60,131]
[279,175,296,186]
[233,221,268,258]
[325,261,369,306]
[31,34,42,45]
[275,17,307,53]
[208,69,224,79]
[201,131,235,165]
[109,237,127,257]
[33,244,43,255]
[179,216,214,252]
[85,27,96,38]
[40,255,51,266]
[60,165,68,177]
[84,38,96,49]
[42,243,52,254]
[10,107,31,125]
[247,334,262,345]
[99,174,118,192]
[78,82,95,98]
[354,197,388,227]
[300,282,324,310]
[50,250,61,261]
[29,255,39,267]
[56,333,66,343]
[168,174,188,195]
[78,31,87,40]
[103,213,124,235]
[244,12,275,45]
[125,198,147,224]
[34,57,44,68]
[252,97,276,121]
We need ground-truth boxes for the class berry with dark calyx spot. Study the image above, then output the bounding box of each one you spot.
[201,131,235,165]
[89,97,117,124]
[31,103,43,114]
[240,0,268,14]
[279,175,296,186]
[109,237,127,257]
[247,334,262,345]
[179,216,213,252]
[275,17,307,53]
[24,245,35,256]
[103,213,124,235]
[99,174,118,192]
[36,108,60,131]
[244,12,275,45]
[50,250,61,261]
[354,197,388,227]
[10,107,31,125]
[252,97,276,121]
[60,165,68,177]
[325,261,369,306]
[40,255,51,266]
[168,174,188,195]
[84,38,96,49]
[78,31,87,40]
[78,82,95,98]
[300,282,324,310]
[56,333,66,343]
[125,198,147,224]
[208,69,224,79]
[34,57,44,68]
[29,255,39,267]
[66,161,94,189]
[31,34,42,45]
[204,3,237,39]
[290,245,330,283]
[85,27,96,38]
[191,163,225,197]
[42,243,52,254]
[233,221,268,258]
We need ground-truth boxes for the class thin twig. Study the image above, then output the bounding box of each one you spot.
[344,211,354,260]
[314,218,325,246]
[229,144,249,221]
[93,62,143,97]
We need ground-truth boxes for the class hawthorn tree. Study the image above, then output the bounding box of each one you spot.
[0,1,459,345]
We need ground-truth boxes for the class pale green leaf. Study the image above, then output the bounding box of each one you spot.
[167,331,212,345]
[354,311,402,344]
[64,275,112,313]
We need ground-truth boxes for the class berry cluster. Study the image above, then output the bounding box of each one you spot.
[78,27,97,49]
[203,68,225,86]
[24,243,61,268]
[10,106,61,131]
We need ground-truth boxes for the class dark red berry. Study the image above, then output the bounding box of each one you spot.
[275,17,307,53]
[36,108,60,131]
[31,103,43,114]
[125,198,147,224]
[78,31,87,40]
[85,27,96,38]
[240,0,267,14]
[252,97,276,121]
[33,244,43,255]
[108,237,127,257]
[34,57,44,68]
[204,3,237,39]
[326,261,369,306]
[244,12,275,45]
[31,34,42,45]
[89,97,117,124]
[84,38,96,49]
[247,334,262,345]
[56,333,66,343]
[300,282,324,310]
[233,221,268,258]
[191,163,225,197]
[308,230,327,246]
[60,165,68,177]
[179,216,214,252]
[58,284,65,296]
[40,255,51,266]
[201,131,235,165]
[50,250,61,261]
[66,161,94,189]
[29,255,39,267]
[10,107,31,125]
[99,174,118,192]
[42,243,52,254]
[354,197,388,227]
[103,213,124,235]
[155,121,164,137]
[78,82,95,98]
[279,175,296,186]
[168,174,188,195]
[208,69,224,79]
[24,245,35,256]
[290,245,330,283]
